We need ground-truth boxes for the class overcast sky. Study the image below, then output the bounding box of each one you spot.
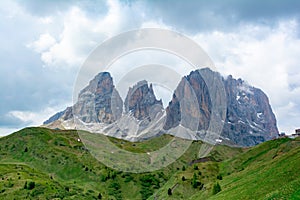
[1,0,300,136]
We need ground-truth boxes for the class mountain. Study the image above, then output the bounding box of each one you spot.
[73,71,123,124]
[0,127,299,199]
[164,68,278,146]
[125,80,163,121]
[43,68,278,146]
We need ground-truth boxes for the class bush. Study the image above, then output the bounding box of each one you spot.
[108,182,122,200]
[217,174,223,180]
[192,173,198,188]
[212,182,221,194]
[168,188,172,196]
[24,181,35,190]
[124,175,133,182]
[139,174,160,199]
[182,176,186,181]
[28,181,35,190]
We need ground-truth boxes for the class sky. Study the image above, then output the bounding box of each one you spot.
[0,0,300,136]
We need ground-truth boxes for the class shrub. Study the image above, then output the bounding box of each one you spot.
[212,182,221,194]
[217,174,223,180]
[24,181,35,190]
[192,173,198,188]
[28,181,35,190]
[139,174,159,199]
[168,188,172,195]
[194,165,199,170]
[124,175,133,182]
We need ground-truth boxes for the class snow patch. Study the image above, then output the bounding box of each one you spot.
[238,84,254,95]
[257,112,263,118]
[238,120,245,124]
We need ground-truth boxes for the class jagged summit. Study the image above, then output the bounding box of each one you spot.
[43,69,279,146]
[164,68,278,146]
[125,80,163,121]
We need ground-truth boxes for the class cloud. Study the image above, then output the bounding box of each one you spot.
[0,0,145,135]
[1,0,300,136]
[29,0,144,68]
[0,112,27,128]
[16,0,109,17]
[27,33,56,52]
[142,0,300,33]
[0,106,66,136]
[191,19,300,134]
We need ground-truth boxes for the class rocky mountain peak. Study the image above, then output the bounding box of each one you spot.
[125,80,163,121]
[72,72,123,124]
[164,68,278,146]
[79,71,113,96]
[164,69,213,131]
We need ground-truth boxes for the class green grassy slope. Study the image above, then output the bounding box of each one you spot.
[206,137,300,200]
[149,138,300,200]
[0,127,206,199]
[0,127,299,199]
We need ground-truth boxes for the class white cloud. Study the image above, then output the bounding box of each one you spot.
[0,107,64,136]
[38,16,53,24]
[0,127,19,137]
[31,0,142,68]
[8,107,65,127]
[27,33,56,53]
[192,19,300,134]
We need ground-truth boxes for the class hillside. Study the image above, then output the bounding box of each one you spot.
[0,127,299,199]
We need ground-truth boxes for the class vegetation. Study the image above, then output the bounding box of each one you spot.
[0,127,299,199]
[212,182,221,194]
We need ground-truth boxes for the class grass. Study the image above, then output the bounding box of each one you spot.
[0,127,299,199]
[206,138,300,200]
[108,134,174,153]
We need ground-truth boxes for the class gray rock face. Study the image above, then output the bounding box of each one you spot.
[164,69,213,131]
[45,72,123,124]
[222,75,278,146]
[43,110,65,125]
[72,72,123,123]
[124,80,163,121]
[164,68,279,146]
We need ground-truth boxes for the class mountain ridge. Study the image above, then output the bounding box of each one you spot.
[43,68,279,146]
